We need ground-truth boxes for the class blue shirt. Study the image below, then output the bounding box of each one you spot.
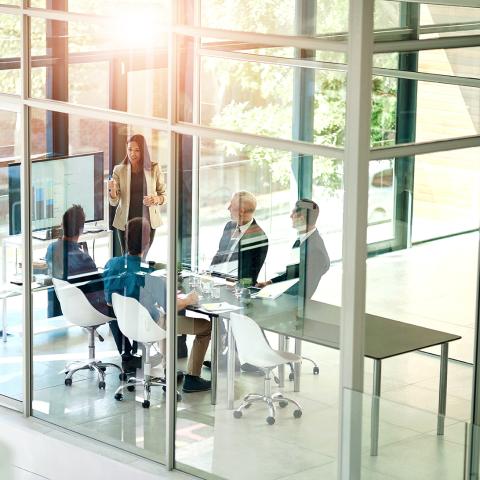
[103,255,167,321]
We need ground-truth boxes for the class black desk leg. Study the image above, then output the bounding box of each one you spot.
[438,342,448,435]
[211,315,218,406]
[294,338,301,393]
[371,359,382,456]
[227,320,235,410]
[278,335,286,388]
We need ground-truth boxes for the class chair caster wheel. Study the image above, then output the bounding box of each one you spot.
[266,416,275,425]
[98,381,106,389]
[64,378,72,386]
[127,385,135,392]
[274,376,280,384]
[313,366,319,375]
[279,400,288,408]
[177,393,182,402]
[119,373,128,381]
[142,400,150,408]
[114,393,123,401]
[293,409,302,418]
[233,410,242,419]
[288,372,294,381]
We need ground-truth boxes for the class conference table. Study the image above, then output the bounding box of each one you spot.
[191,282,461,456]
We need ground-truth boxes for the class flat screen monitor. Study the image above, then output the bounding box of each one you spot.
[8,152,104,235]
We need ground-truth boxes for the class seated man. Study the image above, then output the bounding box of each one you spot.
[46,204,108,318]
[257,199,330,300]
[104,217,212,393]
[210,191,268,285]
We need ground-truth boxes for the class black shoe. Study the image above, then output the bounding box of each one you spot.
[182,375,211,393]
[203,360,211,369]
[240,363,264,375]
[178,335,188,359]
[122,355,142,372]
[159,371,184,391]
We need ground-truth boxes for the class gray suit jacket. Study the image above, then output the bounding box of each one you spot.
[109,162,166,230]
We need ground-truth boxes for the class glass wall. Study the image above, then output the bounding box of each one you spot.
[0,1,479,479]
[0,107,23,403]
[30,109,169,462]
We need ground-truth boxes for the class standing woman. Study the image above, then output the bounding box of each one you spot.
[108,134,166,254]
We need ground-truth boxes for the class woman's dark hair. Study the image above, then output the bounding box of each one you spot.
[62,204,86,237]
[122,134,152,170]
[126,217,151,255]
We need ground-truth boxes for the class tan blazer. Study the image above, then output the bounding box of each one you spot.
[109,162,166,231]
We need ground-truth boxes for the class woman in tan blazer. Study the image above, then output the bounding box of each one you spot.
[108,134,166,254]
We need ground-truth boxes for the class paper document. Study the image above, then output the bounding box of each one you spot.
[255,278,299,300]
[201,302,243,313]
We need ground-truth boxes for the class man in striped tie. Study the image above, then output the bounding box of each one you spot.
[210,191,268,286]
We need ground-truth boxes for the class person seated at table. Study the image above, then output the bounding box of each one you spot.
[210,191,268,285]
[104,217,212,393]
[256,199,330,300]
[45,204,108,318]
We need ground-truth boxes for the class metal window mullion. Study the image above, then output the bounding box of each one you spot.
[338,0,374,478]
[371,134,480,160]
[174,24,347,53]
[25,98,171,132]
[20,3,32,418]
[190,0,201,272]
[374,34,480,54]
[172,122,344,159]
[165,0,178,471]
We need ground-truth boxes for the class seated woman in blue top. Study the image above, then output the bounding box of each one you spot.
[46,204,107,317]
[104,217,212,393]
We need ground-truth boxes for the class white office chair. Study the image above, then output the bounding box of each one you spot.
[111,293,180,408]
[230,312,303,425]
[53,278,125,389]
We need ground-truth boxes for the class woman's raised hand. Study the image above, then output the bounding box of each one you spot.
[108,178,118,198]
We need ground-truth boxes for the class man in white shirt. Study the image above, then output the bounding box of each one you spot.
[257,199,330,299]
[210,191,268,286]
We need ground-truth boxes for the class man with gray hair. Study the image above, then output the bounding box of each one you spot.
[210,191,268,286]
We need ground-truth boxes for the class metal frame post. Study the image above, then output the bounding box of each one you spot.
[338,0,374,478]
[165,0,179,470]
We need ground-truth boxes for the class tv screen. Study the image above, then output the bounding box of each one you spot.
[8,152,104,235]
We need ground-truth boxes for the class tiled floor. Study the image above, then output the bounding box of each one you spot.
[0,233,478,479]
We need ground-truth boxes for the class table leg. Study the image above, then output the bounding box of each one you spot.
[278,335,286,388]
[227,318,235,410]
[294,338,302,392]
[438,342,448,435]
[211,315,218,406]
[370,359,382,456]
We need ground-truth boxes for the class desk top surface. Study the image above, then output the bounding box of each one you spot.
[192,286,461,361]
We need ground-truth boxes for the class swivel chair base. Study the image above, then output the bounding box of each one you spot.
[63,326,125,389]
[113,344,181,407]
[233,368,302,425]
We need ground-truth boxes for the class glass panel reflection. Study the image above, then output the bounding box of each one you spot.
[0,13,20,95]
[30,109,169,463]
[176,135,343,478]
[0,108,22,402]
[30,17,168,116]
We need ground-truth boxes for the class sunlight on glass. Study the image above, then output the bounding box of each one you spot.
[109,8,166,50]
